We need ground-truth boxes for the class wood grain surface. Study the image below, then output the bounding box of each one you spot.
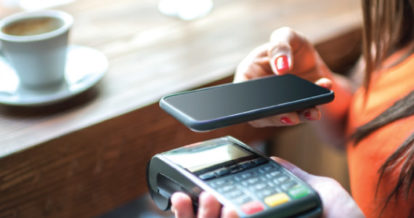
[0,0,361,217]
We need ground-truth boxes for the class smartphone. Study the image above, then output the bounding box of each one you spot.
[160,74,334,131]
[147,136,322,217]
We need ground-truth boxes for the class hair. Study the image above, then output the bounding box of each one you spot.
[353,0,414,216]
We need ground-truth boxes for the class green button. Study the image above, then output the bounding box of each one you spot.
[288,185,310,199]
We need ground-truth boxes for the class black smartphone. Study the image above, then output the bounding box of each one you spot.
[160,74,334,131]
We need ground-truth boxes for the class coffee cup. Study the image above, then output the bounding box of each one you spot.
[0,10,73,90]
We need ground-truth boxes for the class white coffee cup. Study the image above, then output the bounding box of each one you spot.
[0,10,73,90]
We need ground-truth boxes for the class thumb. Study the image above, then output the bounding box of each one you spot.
[267,27,294,75]
[267,43,292,75]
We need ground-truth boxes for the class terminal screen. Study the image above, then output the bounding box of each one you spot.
[164,142,251,172]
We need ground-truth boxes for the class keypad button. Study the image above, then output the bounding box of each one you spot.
[281,181,298,190]
[236,172,253,180]
[267,171,282,178]
[234,195,252,205]
[199,172,215,180]
[240,180,248,186]
[253,183,267,191]
[239,160,255,169]
[264,193,290,207]
[217,185,234,193]
[272,178,280,185]
[276,175,289,183]
[247,177,260,184]
[209,179,225,187]
[208,178,233,188]
[263,165,274,171]
[241,201,264,215]
[225,189,244,198]
[229,165,243,174]
[258,188,276,198]
[252,158,267,165]
[288,185,310,199]
[259,164,276,173]
[267,181,275,188]
[215,168,231,177]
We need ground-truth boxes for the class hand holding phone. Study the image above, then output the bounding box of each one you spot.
[234,27,336,127]
[160,74,334,131]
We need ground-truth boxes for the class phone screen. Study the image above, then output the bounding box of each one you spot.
[160,74,334,130]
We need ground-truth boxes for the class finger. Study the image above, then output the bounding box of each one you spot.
[298,107,321,122]
[221,206,239,218]
[269,27,326,81]
[235,43,271,83]
[233,71,249,83]
[244,62,273,81]
[197,192,222,218]
[267,27,299,75]
[235,59,270,83]
[252,56,272,75]
[270,156,311,181]
[315,77,333,90]
[268,46,292,75]
[248,112,300,128]
[171,192,194,218]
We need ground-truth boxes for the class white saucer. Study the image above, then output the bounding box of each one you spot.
[0,45,108,106]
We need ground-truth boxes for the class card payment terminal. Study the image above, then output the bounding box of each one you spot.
[147,136,322,217]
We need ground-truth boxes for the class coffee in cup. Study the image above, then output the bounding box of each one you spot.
[0,10,73,90]
[2,17,63,36]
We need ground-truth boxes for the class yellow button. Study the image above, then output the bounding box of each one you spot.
[264,193,290,207]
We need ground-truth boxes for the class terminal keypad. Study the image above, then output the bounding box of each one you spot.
[204,158,311,215]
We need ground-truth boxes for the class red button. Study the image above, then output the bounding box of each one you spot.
[241,201,264,215]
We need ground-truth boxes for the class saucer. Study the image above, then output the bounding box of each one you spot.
[0,45,108,106]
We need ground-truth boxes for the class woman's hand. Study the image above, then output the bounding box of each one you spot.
[234,27,334,127]
[170,157,365,218]
[270,157,364,218]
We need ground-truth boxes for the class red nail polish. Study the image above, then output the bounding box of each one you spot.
[275,55,289,74]
[304,111,312,120]
[280,117,293,125]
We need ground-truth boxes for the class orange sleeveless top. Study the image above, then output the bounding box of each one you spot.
[346,54,414,218]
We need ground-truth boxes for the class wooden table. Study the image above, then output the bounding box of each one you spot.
[0,0,361,217]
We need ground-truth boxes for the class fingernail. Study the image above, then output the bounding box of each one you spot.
[280,117,293,125]
[304,110,312,120]
[316,78,332,90]
[275,55,289,74]
[318,82,330,89]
